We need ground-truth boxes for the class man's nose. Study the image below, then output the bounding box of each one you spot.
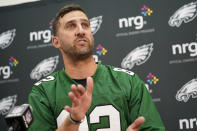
[75,25,85,37]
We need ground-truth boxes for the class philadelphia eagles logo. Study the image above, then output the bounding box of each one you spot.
[0,29,16,49]
[0,95,17,115]
[90,16,102,35]
[169,1,197,27]
[121,43,153,69]
[176,78,197,102]
[30,56,59,80]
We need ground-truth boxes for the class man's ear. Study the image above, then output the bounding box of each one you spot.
[52,36,61,48]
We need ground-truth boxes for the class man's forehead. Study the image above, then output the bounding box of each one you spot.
[60,11,89,23]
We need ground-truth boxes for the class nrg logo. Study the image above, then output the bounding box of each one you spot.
[172,42,197,57]
[118,5,153,30]
[0,56,18,79]
[179,117,197,130]
[29,19,54,43]
[30,29,52,43]
[0,66,12,79]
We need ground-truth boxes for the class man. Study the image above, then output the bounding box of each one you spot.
[28,4,165,131]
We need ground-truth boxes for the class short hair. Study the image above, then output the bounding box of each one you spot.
[52,4,86,36]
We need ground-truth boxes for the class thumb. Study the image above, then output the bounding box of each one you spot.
[128,116,145,130]
[86,77,94,95]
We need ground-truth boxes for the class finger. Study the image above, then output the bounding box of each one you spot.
[77,84,85,95]
[64,106,72,114]
[130,116,145,129]
[68,92,79,106]
[71,84,80,98]
[86,77,94,95]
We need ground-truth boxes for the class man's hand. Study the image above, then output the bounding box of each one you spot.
[64,77,93,121]
[126,116,145,131]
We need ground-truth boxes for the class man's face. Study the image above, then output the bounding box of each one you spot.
[56,10,94,60]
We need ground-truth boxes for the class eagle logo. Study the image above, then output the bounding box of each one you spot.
[176,78,197,102]
[90,16,102,35]
[0,95,17,115]
[0,29,16,49]
[30,56,59,80]
[169,1,197,27]
[121,43,153,70]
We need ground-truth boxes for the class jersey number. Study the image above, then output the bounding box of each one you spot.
[80,105,121,131]
[113,68,134,76]
[57,105,121,131]
[34,76,55,86]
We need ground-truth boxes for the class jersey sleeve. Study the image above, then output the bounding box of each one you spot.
[28,85,57,131]
[128,74,165,131]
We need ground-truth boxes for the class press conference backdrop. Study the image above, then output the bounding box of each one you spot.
[0,0,197,130]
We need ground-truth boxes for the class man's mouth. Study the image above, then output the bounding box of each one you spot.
[75,38,88,45]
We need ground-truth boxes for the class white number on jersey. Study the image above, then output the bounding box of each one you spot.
[34,76,55,86]
[89,105,121,131]
[113,67,134,76]
[57,105,121,131]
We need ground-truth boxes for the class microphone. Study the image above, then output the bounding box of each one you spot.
[5,104,33,131]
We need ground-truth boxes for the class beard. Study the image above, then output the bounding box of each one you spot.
[60,36,94,61]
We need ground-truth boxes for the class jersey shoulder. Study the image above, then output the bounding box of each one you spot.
[102,64,135,77]
[34,71,58,86]
[101,64,144,89]
[100,64,146,99]
[31,68,64,92]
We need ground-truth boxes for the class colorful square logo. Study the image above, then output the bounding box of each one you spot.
[96,44,107,56]
[141,5,153,16]
[9,56,19,67]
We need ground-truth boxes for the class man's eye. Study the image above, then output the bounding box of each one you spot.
[67,24,75,29]
[82,23,89,28]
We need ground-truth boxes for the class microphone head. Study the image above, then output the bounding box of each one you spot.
[5,104,33,130]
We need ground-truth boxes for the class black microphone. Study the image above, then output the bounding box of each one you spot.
[5,104,33,131]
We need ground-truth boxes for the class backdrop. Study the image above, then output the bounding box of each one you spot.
[0,0,197,130]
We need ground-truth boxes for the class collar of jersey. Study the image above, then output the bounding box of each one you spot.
[60,62,103,86]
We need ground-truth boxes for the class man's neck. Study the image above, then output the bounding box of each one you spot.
[63,55,97,79]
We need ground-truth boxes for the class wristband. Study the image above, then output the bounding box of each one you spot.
[68,113,84,124]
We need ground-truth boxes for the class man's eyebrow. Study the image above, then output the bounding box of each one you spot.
[65,18,90,25]
[65,20,75,25]
[80,18,89,23]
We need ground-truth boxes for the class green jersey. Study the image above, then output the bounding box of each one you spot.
[28,63,165,131]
